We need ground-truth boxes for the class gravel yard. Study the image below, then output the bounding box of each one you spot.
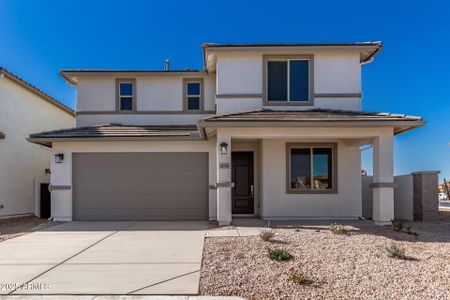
[0,216,60,242]
[200,221,450,300]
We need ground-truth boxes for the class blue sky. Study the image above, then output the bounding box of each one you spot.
[0,0,449,180]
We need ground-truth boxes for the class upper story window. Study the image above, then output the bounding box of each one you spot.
[264,55,313,105]
[184,78,203,111]
[116,79,136,111]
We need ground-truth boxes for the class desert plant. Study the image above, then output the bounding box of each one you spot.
[287,267,309,285]
[259,229,275,242]
[391,220,419,236]
[386,243,407,260]
[392,219,403,232]
[328,223,350,235]
[267,248,292,261]
[405,226,419,236]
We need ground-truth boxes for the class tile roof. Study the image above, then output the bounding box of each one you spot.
[0,67,75,116]
[200,109,423,123]
[29,124,200,141]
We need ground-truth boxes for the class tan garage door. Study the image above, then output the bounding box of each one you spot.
[73,152,208,221]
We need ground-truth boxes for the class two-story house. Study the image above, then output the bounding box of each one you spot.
[29,42,424,225]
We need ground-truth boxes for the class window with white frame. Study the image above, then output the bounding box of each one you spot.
[287,143,336,193]
[117,79,135,111]
[266,57,311,103]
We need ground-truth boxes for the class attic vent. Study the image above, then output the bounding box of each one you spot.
[164,59,170,71]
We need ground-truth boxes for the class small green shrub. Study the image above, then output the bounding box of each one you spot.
[259,230,275,242]
[392,219,403,232]
[391,220,419,236]
[287,267,308,285]
[267,248,292,261]
[386,243,407,260]
[328,223,350,235]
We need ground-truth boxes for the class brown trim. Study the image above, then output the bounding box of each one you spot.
[76,110,215,115]
[215,182,235,188]
[0,132,4,139]
[49,185,71,191]
[61,70,207,85]
[0,67,75,116]
[286,143,337,194]
[202,42,382,68]
[116,78,137,112]
[28,134,204,147]
[198,120,426,135]
[183,78,204,112]
[216,94,263,99]
[314,93,362,98]
[370,182,396,188]
[263,55,314,106]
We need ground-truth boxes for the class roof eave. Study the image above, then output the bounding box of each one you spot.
[27,134,204,147]
[1,68,75,117]
[198,120,426,131]
[60,70,208,85]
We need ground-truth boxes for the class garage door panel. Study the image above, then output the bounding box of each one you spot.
[73,152,208,220]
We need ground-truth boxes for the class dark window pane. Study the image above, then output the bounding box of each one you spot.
[187,82,200,95]
[313,148,332,189]
[187,97,200,110]
[291,148,311,189]
[120,97,133,110]
[120,83,133,96]
[290,60,309,101]
[267,61,287,101]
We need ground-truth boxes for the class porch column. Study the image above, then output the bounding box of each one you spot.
[372,130,394,225]
[216,130,232,226]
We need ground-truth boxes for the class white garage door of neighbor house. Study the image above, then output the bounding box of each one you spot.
[72,152,208,221]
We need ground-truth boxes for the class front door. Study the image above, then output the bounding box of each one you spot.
[232,152,254,214]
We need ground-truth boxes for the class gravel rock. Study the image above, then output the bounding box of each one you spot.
[200,221,450,300]
[0,216,61,242]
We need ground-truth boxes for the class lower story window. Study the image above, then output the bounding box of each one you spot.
[287,144,336,193]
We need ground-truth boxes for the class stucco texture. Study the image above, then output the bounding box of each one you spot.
[0,76,75,217]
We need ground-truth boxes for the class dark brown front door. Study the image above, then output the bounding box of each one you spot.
[232,152,254,214]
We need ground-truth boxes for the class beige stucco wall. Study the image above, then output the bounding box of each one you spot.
[215,50,362,114]
[50,140,217,221]
[260,139,362,219]
[49,126,394,221]
[0,76,75,217]
[76,74,216,126]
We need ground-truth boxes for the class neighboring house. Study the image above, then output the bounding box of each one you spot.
[0,67,75,218]
[29,42,425,225]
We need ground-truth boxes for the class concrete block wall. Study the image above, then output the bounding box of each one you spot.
[412,171,440,221]
[362,171,439,221]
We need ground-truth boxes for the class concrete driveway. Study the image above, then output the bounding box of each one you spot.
[0,221,207,295]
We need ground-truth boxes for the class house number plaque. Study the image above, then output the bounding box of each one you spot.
[219,163,230,169]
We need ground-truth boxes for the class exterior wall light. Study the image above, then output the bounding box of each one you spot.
[220,142,228,155]
[54,153,64,163]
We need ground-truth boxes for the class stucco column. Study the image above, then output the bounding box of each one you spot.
[372,130,394,225]
[216,130,232,226]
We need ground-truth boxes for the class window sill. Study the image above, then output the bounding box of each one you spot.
[286,189,337,194]
[264,100,314,106]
